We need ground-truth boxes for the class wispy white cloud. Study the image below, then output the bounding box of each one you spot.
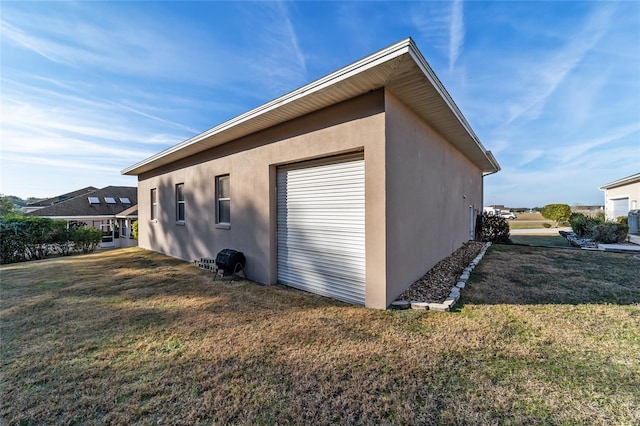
[504,6,614,125]
[242,1,308,96]
[411,2,450,55]
[449,0,465,74]
[552,123,640,166]
[0,20,68,64]
[1,90,189,148]
[0,5,228,86]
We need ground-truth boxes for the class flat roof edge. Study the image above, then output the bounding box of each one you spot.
[599,172,640,190]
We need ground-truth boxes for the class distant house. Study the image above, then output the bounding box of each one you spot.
[599,173,640,220]
[23,186,98,213]
[27,186,138,248]
[122,38,500,309]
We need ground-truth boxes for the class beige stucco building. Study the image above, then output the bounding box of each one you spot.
[600,173,640,221]
[122,38,500,309]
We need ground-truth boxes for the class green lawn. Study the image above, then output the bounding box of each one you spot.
[1,247,639,424]
[509,220,554,230]
[509,234,573,247]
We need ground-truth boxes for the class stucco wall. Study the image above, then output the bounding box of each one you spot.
[604,181,640,220]
[383,90,483,306]
[137,90,389,307]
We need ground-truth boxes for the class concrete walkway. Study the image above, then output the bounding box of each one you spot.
[595,243,640,252]
[510,227,571,235]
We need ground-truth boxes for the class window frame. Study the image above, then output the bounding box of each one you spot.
[150,188,157,221]
[215,174,230,228]
[175,183,185,223]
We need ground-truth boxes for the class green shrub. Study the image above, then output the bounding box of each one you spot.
[569,212,605,238]
[131,220,138,240]
[591,223,629,244]
[542,223,552,228]
[480,212,510,243]
[617,216,628,225]
[0,216,27,264]
[71,226,103,253]
[0,217,104,263]
[541,204,571,227]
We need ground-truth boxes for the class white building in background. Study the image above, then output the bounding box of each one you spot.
[599,173,640,220]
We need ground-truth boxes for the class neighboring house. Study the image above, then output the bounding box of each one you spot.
[23,186,98,213]
[599,173,640,220]
[27,186,138,248]
[122,38,500,309]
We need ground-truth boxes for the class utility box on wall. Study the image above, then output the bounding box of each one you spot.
[628,210,639,234]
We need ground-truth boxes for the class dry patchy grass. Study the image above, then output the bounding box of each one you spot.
[1,247,639,425]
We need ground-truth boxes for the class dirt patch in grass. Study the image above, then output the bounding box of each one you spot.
[2,247,639,425]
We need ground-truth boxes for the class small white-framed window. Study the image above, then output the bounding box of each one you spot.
[176,183,185,222]
[119,219,127,238]
[216,175,230,225]
[150,188,157,221]
[88,197,100,204]
[105,197,116,204]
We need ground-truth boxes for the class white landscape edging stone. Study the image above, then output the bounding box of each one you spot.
[410,242,492,312]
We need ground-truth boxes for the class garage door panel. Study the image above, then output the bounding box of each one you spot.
[612,198,629,219]
[278,247,366,271]
[278,269,365,302]
[277,154,365,305]
[278,239,365,256]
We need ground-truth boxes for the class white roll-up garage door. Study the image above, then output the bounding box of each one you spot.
[277,153,365,305]
[612,198,629,219]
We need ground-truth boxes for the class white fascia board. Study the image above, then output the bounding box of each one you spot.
[121,38,412,176]
[407,41,499,173]
[598,172,640,190]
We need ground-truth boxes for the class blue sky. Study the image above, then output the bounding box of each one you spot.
[1,1,638,207]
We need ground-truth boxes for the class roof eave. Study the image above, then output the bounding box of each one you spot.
[122,37,500,176]
[599,172,640,190]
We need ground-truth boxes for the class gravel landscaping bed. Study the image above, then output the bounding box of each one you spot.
[396,241,485,303]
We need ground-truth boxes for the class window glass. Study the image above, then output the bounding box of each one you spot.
[218,175,230,199]
[151,188,157,220]
[219,199,230,223]
[216,175,230,224]
[176,183,185,222]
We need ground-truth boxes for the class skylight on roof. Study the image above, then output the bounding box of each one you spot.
[88,197,100,204]
[105,197,116,204]
[120,197,131,204]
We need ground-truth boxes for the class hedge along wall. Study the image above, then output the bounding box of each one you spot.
[0,216,104,264]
